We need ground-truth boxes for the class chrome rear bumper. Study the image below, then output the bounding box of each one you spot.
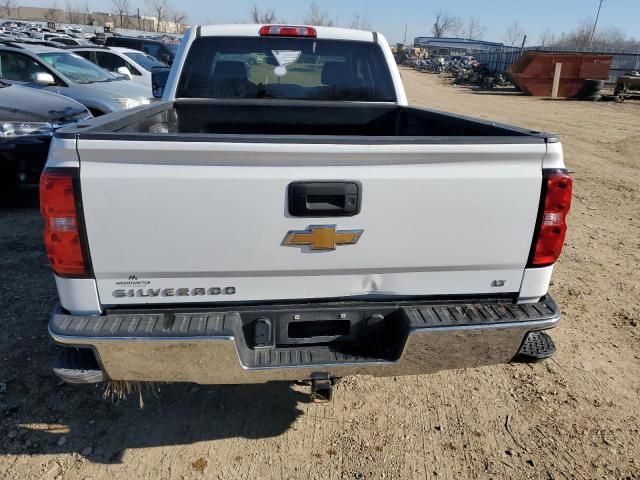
[49,297,560,384]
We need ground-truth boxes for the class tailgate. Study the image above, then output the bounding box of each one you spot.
[78,139,545,306]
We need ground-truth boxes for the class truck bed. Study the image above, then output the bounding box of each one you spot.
[60,99,553,143]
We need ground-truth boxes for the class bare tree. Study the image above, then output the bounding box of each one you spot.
[304,2,333,27]
[111,0,129,28]
[146,0,169,32]
[2,0,16,18]
[464,16,485,40]
[431,11,460,38]
[569,18,593,47]
[540,16,640,51]
[45,1,61,23]
[66,1,84,24]
[503,21,526,47]
[250,5,277,24]
[92,11,109,26]
[538,28,556,47]
[349,14,371,30]
[553,18,593,49]
[171,10,186,33]
[83,1,95,25]
[541,19,638,51]
[598,26,626,49]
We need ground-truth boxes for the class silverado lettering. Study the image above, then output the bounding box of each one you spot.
[112,287,236,298]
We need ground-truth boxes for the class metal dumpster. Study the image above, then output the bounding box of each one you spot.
[508,52,613,97]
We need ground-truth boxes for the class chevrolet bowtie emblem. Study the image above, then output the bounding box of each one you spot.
[283,225,364,251]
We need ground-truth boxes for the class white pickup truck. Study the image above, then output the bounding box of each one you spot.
[42,24,572,399]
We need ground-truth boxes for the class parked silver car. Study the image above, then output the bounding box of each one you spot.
[71,46,169,91]
[0,43,152,115]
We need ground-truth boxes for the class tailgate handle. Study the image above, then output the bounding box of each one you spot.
[288,181,361,217]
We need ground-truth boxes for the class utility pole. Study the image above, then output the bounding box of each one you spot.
[589,0,604,49]
[403,24,407,46]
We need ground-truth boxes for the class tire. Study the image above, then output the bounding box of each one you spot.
[583,79,605,89]
[576,85,603,99]
[581,94,602,102]
[576,79,604,99]
[576,89,599,99]
[579,85,600,94]
[575,91,591,99]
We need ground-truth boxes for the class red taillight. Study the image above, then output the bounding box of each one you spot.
[259,25,317,37]
[529,172,573,267]
[40,171,87,276]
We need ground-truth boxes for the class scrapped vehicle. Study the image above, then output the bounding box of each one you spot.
[44,25,572,400]
[0,39,63,49]
[66,28,87,38]
[0,43,153,115]
[614,71,640,101]
[0,82,90,200]
[105,36,178,65]
[72,46,169,90]
[48,37,91,47]
[89,32,109,45]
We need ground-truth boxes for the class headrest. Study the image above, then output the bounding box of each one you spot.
[213,61,248,82]
[321,61,350,86]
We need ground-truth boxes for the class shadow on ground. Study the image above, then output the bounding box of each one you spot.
[2,378,308,464]
[0,186,40,210]
[467,86,525,96]
[0,191,308,464]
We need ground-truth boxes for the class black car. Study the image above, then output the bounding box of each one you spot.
[0,82,90,200]
[104,36,178,65]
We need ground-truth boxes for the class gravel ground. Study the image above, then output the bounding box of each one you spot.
[1,69,639,480]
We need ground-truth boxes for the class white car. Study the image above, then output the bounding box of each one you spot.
[65,27,86,37]
[71,46,169,90]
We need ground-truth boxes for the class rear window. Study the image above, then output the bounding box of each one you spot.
[108,37,139,50]
[52,37,78,46]
[177,37,396,101]
[124,51,167,70]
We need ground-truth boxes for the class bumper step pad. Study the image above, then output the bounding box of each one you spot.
[515,331,556,362]
[50,297,560,339]
[50,296,560,383]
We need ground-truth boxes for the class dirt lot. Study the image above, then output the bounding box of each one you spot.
[1,69,639,480]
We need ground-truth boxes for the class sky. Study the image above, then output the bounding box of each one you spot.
[23,0,640,45]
